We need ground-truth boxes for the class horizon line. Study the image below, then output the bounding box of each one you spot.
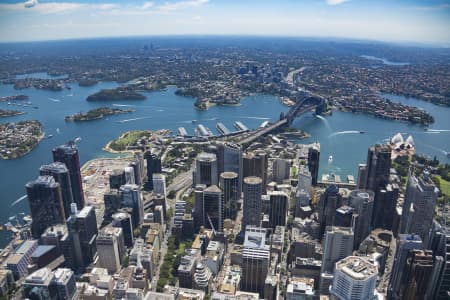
[1,33,449,49]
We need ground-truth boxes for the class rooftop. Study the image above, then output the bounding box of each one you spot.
[336,256,378,280]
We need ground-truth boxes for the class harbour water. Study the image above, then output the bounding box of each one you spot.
[0,74,449,246]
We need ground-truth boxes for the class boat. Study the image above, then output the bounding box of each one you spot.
[328,155,333,163]
[191,120,198,124]
[47,134,54,139]
[359,131,365,134]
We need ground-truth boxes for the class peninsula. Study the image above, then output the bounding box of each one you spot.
[65,107,134,122]
[0,120,44,159]
[86,87,146,101]
[0,109,25,118]
[0,95,29,102]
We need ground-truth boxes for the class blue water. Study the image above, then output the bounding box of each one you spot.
[0,77,289,245]
[1,73,449,246]
[360,55,410,66]
[293,93,450,177]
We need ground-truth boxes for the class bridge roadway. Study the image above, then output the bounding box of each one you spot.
[237,103,316,145]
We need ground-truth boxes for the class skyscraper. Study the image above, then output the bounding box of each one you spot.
[388,234,424,299]
[112,211,134,248]
[120,184,144,227]
[124,166,135,185]
[96,226,125,274]
[219,172,239,220]
[321,226,354,274]
[272,158,290,183]
[66,205,98,272]
[216,142,243,195]
[365,144,391,191]
[52,143,85,210]
[241,226,270,297]
[152,173,166,197]
[195,152,218,186]
[348,190,374,249]
[26,176,66,238]
[330,256,378,300]
[268,191,288,228]
[403,250,434,300]
[400,172,439,245]
[39,162,74,218]
[307,143,320,186]
[243,150,268,192]
[319,184,342,237]
[144,151,161,191]
[363,144,393,228]
[203,185,224,232]
[243,177,263,230]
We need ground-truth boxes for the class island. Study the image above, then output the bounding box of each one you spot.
[0,109,25,118]
[64,107,134,122]
[0,120,44,160]
[78,78,98,87]
[86,87,146,101]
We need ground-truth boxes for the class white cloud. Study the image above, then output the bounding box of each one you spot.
[159,0,209,12]
[142,2,154,10]
[326,0,349,6]
[24,0,38,8]
[0,1,119,14]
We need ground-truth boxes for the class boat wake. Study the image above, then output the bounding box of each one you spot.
[329,130,361,137]
[117,116,151,123]
[243,116,271,120]
[48,98,61,102]
[10,195,27,207]
[426,129,450,133]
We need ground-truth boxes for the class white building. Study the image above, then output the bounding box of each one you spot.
[124,167,136,185]
[96,227,124,274]
[330,256,378,300]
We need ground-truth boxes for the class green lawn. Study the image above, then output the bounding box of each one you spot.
[437,176,450,196]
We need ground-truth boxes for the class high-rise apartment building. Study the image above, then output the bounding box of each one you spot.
[52,143,85,210]
[112,211,134,248]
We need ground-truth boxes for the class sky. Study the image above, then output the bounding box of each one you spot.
[0,0,449,45]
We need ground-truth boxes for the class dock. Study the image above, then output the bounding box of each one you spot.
[216,122,231,135]
[234,121,248,131]
[177,127,188,136]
